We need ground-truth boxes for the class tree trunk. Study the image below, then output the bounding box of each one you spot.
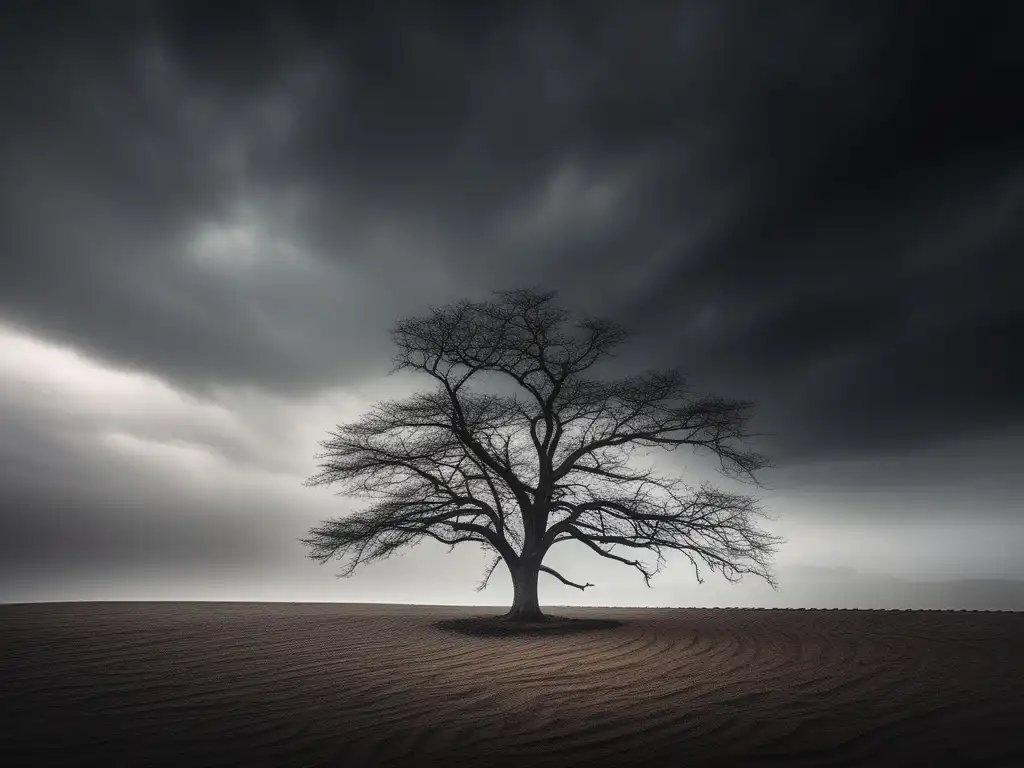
[503,558,544,622]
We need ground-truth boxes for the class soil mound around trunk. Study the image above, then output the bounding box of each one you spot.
[432,614,623,637]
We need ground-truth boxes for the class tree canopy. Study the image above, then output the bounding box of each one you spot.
[303,288,783,621]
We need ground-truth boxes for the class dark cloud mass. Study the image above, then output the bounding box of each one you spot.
[3,1,1020,457]
[0,1,1022,605]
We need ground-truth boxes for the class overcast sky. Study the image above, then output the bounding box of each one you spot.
[2,1,1022,610]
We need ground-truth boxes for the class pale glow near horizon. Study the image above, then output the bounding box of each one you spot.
[1,321,1022,610]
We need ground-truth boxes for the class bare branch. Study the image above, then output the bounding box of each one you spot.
[564,525,658,587]
[476,553,504,592]
[450,521,520,567]
[539,564,594,591]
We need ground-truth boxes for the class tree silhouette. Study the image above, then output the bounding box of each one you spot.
[303,288,782,622]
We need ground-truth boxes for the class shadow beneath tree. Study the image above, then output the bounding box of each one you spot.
[432,615,624,637]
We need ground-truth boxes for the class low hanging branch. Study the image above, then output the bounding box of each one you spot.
[303,287,784,622]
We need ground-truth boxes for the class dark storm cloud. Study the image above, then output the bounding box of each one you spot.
[1,0,1021,465]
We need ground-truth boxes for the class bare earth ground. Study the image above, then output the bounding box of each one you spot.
[2,603,1022,767]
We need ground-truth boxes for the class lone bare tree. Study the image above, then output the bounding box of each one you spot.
[303,288,782,622]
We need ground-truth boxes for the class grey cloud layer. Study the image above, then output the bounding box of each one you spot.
[1,0,1021,468]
